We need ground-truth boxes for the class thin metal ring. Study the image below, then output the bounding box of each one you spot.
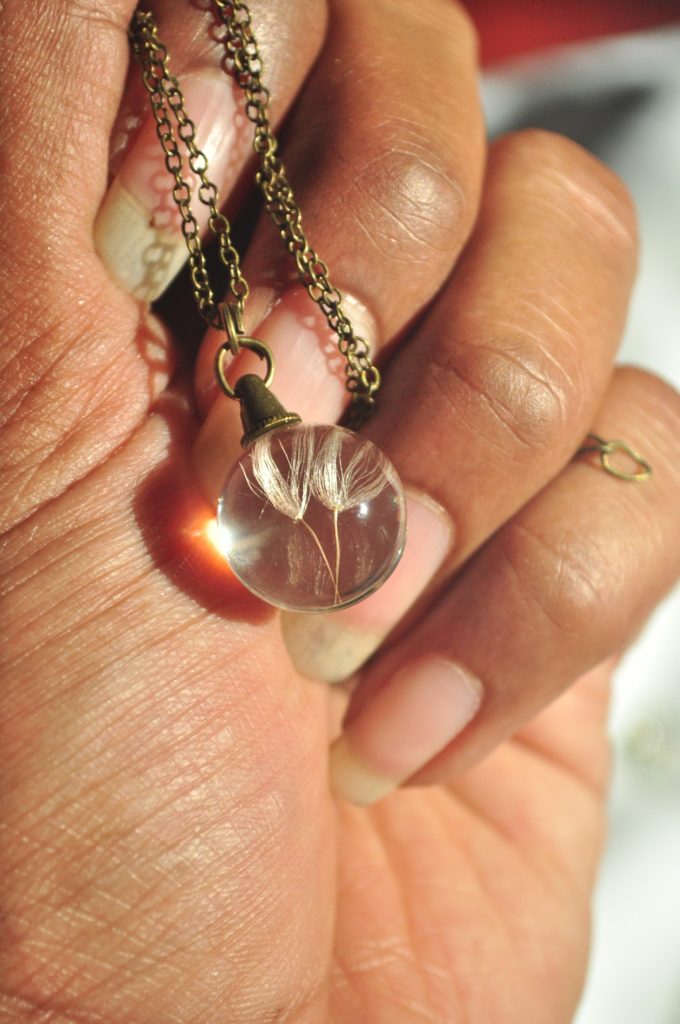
[215,337,275,400]
[577,433,652,482]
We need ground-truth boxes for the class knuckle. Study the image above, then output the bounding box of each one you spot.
[500,519,615,641]
[352,142,470,265]
[492,128,638,252]
[428,334,577,459]
[295,0,483,275]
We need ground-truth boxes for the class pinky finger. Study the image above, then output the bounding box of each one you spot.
[330,367,680,804]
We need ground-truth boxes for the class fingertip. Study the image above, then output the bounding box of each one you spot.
[282,491,452,682]
[329,736,397,806]
[331,656,483,804]
[95,73,246,301]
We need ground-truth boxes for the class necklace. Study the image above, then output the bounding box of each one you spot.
[130,6,406,613]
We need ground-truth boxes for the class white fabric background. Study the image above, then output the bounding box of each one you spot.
[481,27,680,1024]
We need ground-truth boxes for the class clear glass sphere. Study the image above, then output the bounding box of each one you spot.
[217,423,407,612]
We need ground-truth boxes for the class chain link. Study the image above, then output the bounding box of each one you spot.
[129,11,248,328]
[129,5,380,422]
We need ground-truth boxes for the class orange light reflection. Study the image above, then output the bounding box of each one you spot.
[203,517,232,562]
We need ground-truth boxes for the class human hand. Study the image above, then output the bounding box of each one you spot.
[2,2,680,1022]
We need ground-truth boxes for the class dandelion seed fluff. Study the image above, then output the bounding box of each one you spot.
[217,423,407,612]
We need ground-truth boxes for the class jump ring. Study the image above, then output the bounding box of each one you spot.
[215,337,276,400]
[577,433,652,482]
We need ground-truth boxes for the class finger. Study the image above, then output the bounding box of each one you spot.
[328,367,680,804]
[0,0,177,535]
[440,659,614,897]
[0,0,136,236]
[283,129,638,682]
[94,0,327,300]
[190,0,484,449]
[0,2,323,534]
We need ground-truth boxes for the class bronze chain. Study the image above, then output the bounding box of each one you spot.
[129,4,380,423]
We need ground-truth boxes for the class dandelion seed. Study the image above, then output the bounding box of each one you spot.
[311,428,390,512]
[248,430,315,521]
[309,427,394,605]
[242,427,339,596]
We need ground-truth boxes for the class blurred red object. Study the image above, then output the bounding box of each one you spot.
[463,0,680,66]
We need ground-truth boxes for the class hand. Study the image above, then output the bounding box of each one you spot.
[2,2,679,1022]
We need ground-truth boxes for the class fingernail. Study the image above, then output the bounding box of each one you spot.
[282,492,452,682]
[329,657,482,805]
[95,74,245,301]
[233,286,377,423]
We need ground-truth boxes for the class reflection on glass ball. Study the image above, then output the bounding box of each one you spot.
[217,423,407,612]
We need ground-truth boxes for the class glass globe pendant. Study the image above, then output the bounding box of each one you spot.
[129,9,407,615]
[216,369,407,613]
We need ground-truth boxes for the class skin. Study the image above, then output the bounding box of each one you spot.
[1,1,680,1022]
